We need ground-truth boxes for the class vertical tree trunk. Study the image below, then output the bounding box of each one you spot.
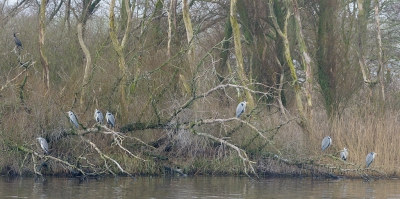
[109,0,133,122]
[181,0,196,95]
[78,22,92,105]
[293,0,313,123]
[39,0,50,91]
[182,0,194,69]
[374,0,384,101]
[230,0,254,106]
[356,0,371,84]
[167,0,173,57]
[216,17,232,82]
[315,0,339,118]
[269,0,309,133]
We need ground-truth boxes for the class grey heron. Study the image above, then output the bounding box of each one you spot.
[94,109,104,124]
[36,137,48,154]
[13,33,22,48]
[321,136,332,151]
[340,147,348,161]
[236,101,247,118]
[106,111,115,128]
[366,152,377,168]
[68,111,79,128]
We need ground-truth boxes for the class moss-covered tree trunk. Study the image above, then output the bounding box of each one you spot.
[269,0,309,133]
[181,0,195,94]
[293,0,313,125]
[230,0,254,106]
[316,0,339,118]
[39,0,50,91]
[109,0,134,123]
[216,17,232,82]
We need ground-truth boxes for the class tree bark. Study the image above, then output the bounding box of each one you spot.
[39,0,50,90]
[78,22,92,105]
[109,0,134,122]
[182,0,195,70]
[374,0,384,101]
[230,0,254,106]
[356,0,371,84]
[293,0,313,123]
[269,0,309,132]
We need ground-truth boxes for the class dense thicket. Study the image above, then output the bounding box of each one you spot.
[0,0,399,178]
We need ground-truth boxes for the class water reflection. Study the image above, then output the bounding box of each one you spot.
[0,176,400,198]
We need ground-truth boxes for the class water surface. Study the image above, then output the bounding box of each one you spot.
[1,176,399,198]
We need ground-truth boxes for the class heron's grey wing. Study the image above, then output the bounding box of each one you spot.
[236,103,243,118]
[71,114,79,128]
[366,154,373,167]
[42,139,49,153]
[340,151,346,160]
[321,137,328,150]
[110,115,115,126]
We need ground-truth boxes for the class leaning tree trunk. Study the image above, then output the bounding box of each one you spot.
[39,0,50,90]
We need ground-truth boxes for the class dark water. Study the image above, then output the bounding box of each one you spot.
[1,176,400,198]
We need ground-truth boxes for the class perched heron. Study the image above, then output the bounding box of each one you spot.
[321,136,332,151]
[36,137,48,154]
[94,109,104,124]
[106,111,115,128]
[236,101,247,118]
[13,33,22,48]
[340,147,348,161]
[366,152,377,168]
[68,111,79,128]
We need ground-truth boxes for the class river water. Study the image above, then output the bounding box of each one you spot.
[0,176,399,198]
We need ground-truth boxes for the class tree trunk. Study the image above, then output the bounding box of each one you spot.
[78,22,92,105]
[109,0,133,122]
[230,0,254,106]
[269,0,309,133]
[356,0,372,85]
[315,0,339,118]
[374,0,384,101]
[293,0,313,124]
[39,0,50,91]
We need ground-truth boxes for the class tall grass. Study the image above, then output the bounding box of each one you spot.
[1,13,399,178]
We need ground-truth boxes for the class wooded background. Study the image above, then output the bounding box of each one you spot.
[0,0,399,178]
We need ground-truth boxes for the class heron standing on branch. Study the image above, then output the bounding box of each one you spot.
[236,101,247,118]
[94,109,104,124]
[340,148,348,161]
[321,136,332,151]
[13,33,22,48]
[36,137,48,154]
[68,111,79,128]
[106,111,115,128]
[366,152,377,168]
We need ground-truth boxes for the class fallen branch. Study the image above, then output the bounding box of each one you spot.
[197,132,258,178]
[81,136,134,177]
[17,144,89,176]
[182,117,281,155]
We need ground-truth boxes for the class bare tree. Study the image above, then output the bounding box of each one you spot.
[39,0,50,90]
[109,0,135,121]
